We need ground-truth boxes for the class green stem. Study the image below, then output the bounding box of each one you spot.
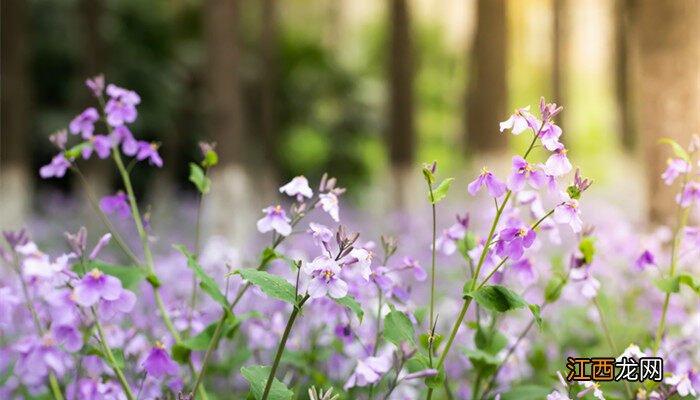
[92,308,135,400]
[188,168,209,335]
[192,310,225,396]
[427,182,437,345]
[593,298,633,398]
[261,295,309,400]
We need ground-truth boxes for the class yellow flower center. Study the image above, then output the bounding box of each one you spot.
[156,341,165,349]
[90,268,103,279]
[481,166,489,176]
[324,270,334,280]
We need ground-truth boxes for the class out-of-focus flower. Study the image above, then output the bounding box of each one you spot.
[319,193,340,222]
[661,158,691,185]
[634,250,656,271]
[69,107,100,139]
[616,344,647,361]
[344,355,392,390]
[511,257,537,285]
[14,334,73,386]
[105,84,141,127]
[135,142,163,167]
[400,256,427,281]
[142,342,178,378]
[72,269,123,307]
[545,144,572,177]
[308,386,339,400]
[578,381,605,400]
[39,154,71,179]
[665,374,697,397]
[676,181,700,208]
[500,106,538,135]
[554,194,583,233]
[80,135,113,160]
[49,130,68,149]
[508,156,547,192]
[113,126,138,156]
[539,97,563,122]
[257,205,292,236]
[279,176,313,200]
[468,167,507,198]
[86,74,105,97]
[546,391,571,400]
[100,192,131,219]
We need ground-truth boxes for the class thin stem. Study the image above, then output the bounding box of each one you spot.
[593,298,633,398]
[427,182,437,345]
[373,286,383,356]
[188,167,209,335]
[192,311,225,396]
[92,308,135,400]
[261,295,310,400]
[426,124,543,399]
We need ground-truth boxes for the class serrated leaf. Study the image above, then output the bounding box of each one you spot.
[241,365,293,400]
[174,245,232,318]
[234,268,297,305]
[189,163,211,194]
[659,138,691,162]
[428,177,455,204]
[465,285,528,312]
[333,294,364,323]
[384,310,415,347]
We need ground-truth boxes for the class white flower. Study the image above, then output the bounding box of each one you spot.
[616,344,647,361]
[319,193,340,222]
[279,175,313,199]
[664,374,696,397]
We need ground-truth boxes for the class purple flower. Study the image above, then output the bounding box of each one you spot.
[279,176,313,200]
[69,107,100,139]
[676,181,700,208]
[370,266,394,292]
[39,154,71,179]
[538,122,563,151]
[72,268,123,307]
[634,250,656,271]
[304,256,348,299]
[507,156,547,192]
[344,355,392,389]
[0,287,20,326]
[495,226,536,260]
[100,192,131,219]
[49,129,68,149]
[468,167,507,198]
[52,325,83,352]
[319,193,340,222]
[342,248,373,281]
[661,158,690,185]
[257,205,292,236]
[136,142,163,167]
[499,106,539,135]
[82,135,113,159]
[89,233,112,260]
[15,334,73,386]
[142,342,178,378]
[308,222,333,249]
[544,144,572,176]
[401,256,427,281]
[113,126,138,156]
[553,195,582,233]
[99,289,136,320]
[86,74,105,97]
[402,369,439,381]
[539,97,563,122]
[511,257,537,285]
[104,84,141,127]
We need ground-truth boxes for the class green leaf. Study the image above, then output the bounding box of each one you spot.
[457,232,478,259]
[659,138,691,162]
[174,245,232,317]
[463,348,500,366]
[241,365,293,400]
[202,149,219,168]
[654,276,680,294]
[678,273,700,295]
[465,285,528,313]
[498,385,553,400]
[578,236,595,264]
[419,333,444,352]
[422,167,435,185]
[189,163,211,194]
[425,365,445,389]
[428,177,454,204]
[566,185,581,200]
[474,326,507,355]
[181,322,220,351]
[383,310,415,347]
[529,304,542,329]
[78,261,146,290]
[171,344,191,364]
[85,346,125,370]
[64,142,90,159]
[257,247,298,271]
[544,276,565,303]
[333,294,364,323]
[235,268,297,305]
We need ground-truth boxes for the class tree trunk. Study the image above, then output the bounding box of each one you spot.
[1,0,32,230]
[552,0,567,132]
[633,0,699,224]
[466,0,508,153]
[259,0,279,187]
[203,0,251,244]
[614,0,635,151]
[387,0,416,211]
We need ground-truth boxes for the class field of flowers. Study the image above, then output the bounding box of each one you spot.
[1,77,699,400]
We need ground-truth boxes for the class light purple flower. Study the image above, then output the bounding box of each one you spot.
[538,122,562,151]
[99,290,136,320]
[0,287,20,326]
[72,268,123,307]
[499,106,539,135]
[539,96,563,122]
[69,107,100,139]
[135,142,163,167]
[104,84,141,127]
[508,156,547,192]
[49,129,68,149]
[280,176,313,200]
[661,158,690,185]
[511,257,537,285]
[402,369,439,381]
[39,154,71,179]
[86,74,105,97]
[319,193,340,222]
[308,222,333,249]
[371,266,394,292]
[553,194,582,233]
[257,205,292,236]
[634,250,656,271]
[142,342,178,378]
[665,373,697,397]
[304,256,348,299]
[100,192,131,219]
[401,256,427,281]
[52,325,83,352]
[676,181,700,208]
[88,233,111,260]
[14,334,73,386]
[495,226,536,260]
[113,126,138,156]
[544,144,572,176]
[82,135,113,159]
[343,248,373,281]
[344,355,392,389]
[468,167,507,198]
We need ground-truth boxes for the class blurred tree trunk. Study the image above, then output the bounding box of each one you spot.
[203,0,252,245]
[552,0,567,132]
[78,0,112,203]
[465,0,507,153]
[1,0,32,230]
[259,0,279,183]
[387,0,416,211]
[633,0,699,224]
[615,0,635,151]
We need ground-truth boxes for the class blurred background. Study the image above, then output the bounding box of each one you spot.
[1,0,698,245]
